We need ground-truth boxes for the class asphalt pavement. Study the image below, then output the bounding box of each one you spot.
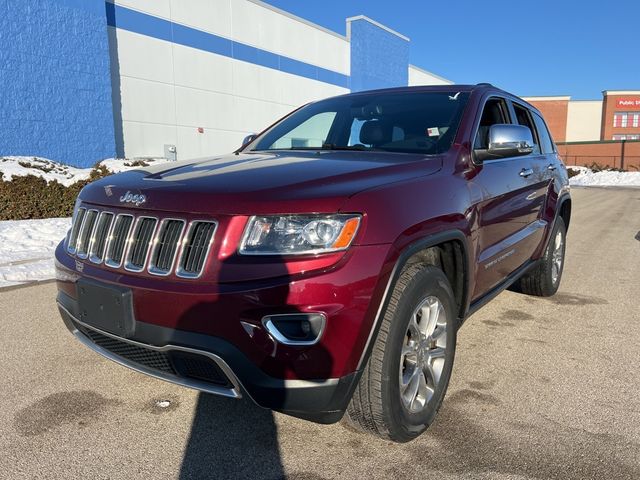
[0,187,638,480]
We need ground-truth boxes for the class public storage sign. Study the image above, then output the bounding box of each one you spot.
[616,98,640,109]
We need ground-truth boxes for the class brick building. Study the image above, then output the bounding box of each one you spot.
[524,90,640,170]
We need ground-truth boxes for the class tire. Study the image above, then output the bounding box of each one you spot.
[516,217,567,297]
[345,264,457,442]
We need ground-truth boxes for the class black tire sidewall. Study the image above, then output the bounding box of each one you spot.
[545,217,567,294]
[380,266,457,441]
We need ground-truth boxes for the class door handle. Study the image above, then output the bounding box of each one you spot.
[547,164,557,171]
[519,168,534,178]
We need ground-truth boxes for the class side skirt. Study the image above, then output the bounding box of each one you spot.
[464,258,541,320]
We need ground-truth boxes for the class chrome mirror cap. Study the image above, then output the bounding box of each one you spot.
[488,124,534,156]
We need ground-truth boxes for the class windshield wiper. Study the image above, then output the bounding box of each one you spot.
[321,143,369,151]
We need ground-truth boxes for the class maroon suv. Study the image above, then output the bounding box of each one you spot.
[55,84,571,442]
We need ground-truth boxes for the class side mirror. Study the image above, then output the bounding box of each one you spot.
[241,133,258,148]
[475,124,534,162]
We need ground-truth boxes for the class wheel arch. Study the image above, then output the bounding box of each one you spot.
[357,229,472,373]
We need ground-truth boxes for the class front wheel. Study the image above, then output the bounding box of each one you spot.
[345,264,457,442]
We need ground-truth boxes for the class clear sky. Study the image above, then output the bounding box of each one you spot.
[262,0,638,100]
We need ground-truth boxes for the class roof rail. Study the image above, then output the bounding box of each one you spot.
[475,82,493,87]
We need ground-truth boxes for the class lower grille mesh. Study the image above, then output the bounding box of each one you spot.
[80,327,231,387]
[84,328,176,374]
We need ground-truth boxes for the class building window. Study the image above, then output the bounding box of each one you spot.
[612,134,640,140]
[613,112,640,128]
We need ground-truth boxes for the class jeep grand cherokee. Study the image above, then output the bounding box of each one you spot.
[55,84,571,442]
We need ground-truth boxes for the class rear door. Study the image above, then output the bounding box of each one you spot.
[469,97,548,301]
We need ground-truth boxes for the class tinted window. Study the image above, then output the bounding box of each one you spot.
[513,104,540,155]
[474,98,509,149]
[532,111,555,154]
[250,91,470,155]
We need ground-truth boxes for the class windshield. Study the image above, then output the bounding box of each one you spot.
[248,91,469,155]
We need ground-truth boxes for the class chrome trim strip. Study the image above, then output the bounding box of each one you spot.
[147,218,186,277]
[175,220,218,279]
[58,303,243,399]
[124,216,159,273]
[104,214,134,269]
[262,313,327,346]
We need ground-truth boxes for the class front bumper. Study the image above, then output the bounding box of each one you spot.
[58,293,359,423]
[55,240,393,423]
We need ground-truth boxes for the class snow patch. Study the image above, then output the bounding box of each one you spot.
[0,217,70,288]
[568,166,640,188]
[0,156,171,187]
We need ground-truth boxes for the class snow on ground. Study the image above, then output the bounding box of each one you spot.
[0,218,70,288]
[568,166,640,188]
[0,156,170,186]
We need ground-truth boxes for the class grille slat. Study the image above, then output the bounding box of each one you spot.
[89,212,114,263]
[126,217,157,271]
[150,220,184,275]
[76,210,98,258]
[67,206,215,278]
[105,215,134,267]
[178,222,216,278]
[67,207,87,253]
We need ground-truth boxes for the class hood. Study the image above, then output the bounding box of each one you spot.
[80,151,443,214]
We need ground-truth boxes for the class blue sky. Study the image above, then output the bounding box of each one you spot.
[263,0,638,100]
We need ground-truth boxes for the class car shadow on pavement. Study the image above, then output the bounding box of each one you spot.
[179,393,284,480]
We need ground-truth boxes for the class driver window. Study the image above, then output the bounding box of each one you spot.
[475,98,508,149]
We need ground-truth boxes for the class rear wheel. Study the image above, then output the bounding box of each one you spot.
[516,217,566,297]
[345,264,457,442]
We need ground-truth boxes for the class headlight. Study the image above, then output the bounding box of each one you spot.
[239,214,361,255]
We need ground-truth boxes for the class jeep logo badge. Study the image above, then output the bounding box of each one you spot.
[119,191,147,206]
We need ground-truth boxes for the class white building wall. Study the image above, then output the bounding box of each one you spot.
[408,65,453,86]
[565,100,603,142]
[109,0,350,160]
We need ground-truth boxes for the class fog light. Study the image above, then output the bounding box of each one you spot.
[262,313,326,346]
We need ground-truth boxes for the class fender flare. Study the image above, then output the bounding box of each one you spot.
[355,229,471,373]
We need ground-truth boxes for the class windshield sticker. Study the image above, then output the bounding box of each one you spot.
[427,127,440,137]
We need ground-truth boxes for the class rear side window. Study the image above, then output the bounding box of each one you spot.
[513,104,541,155]
[531,112,555,154]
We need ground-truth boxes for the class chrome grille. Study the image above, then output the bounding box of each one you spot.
[66,207,216,278]
[149,219,185,275]
[125,217,157,272]
[105,214,134,267]
[177,221,217,278]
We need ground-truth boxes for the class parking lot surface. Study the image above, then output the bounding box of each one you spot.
[1,187,639,480]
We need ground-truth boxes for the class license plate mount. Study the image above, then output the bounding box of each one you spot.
[76,279,135,337]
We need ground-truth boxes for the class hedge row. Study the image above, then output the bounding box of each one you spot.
[0,165,111,220]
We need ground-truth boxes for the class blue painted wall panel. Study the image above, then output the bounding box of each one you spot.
[0,0,115,167]
[349,19,409,92]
